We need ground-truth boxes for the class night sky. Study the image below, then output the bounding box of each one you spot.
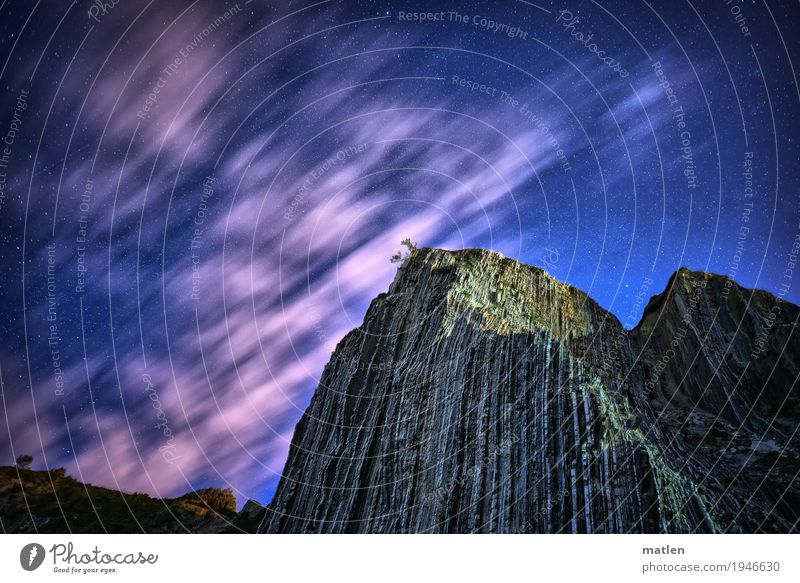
[1,0,798,506]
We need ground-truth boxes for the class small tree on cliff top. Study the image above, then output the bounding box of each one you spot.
[15,454,33,470]
[390,238,418,264]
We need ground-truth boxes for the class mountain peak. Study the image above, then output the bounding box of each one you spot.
[261,247,799,533]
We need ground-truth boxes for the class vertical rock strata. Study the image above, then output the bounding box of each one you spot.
[261,248,799,533]
[633,268,799,532]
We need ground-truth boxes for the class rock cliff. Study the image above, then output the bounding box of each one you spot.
[261,248,799,533]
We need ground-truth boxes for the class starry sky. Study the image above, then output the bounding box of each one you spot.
[0,0,798,506]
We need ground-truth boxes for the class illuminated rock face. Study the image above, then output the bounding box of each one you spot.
[261,248,799,533]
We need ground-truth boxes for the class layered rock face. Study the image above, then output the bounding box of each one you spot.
[633,269,799,532]
[261,248,799,533]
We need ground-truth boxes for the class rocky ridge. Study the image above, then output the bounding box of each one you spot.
[0,466,264,533]
[260,248,799,533]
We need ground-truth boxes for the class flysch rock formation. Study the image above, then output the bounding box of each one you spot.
[261,247,799,533]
